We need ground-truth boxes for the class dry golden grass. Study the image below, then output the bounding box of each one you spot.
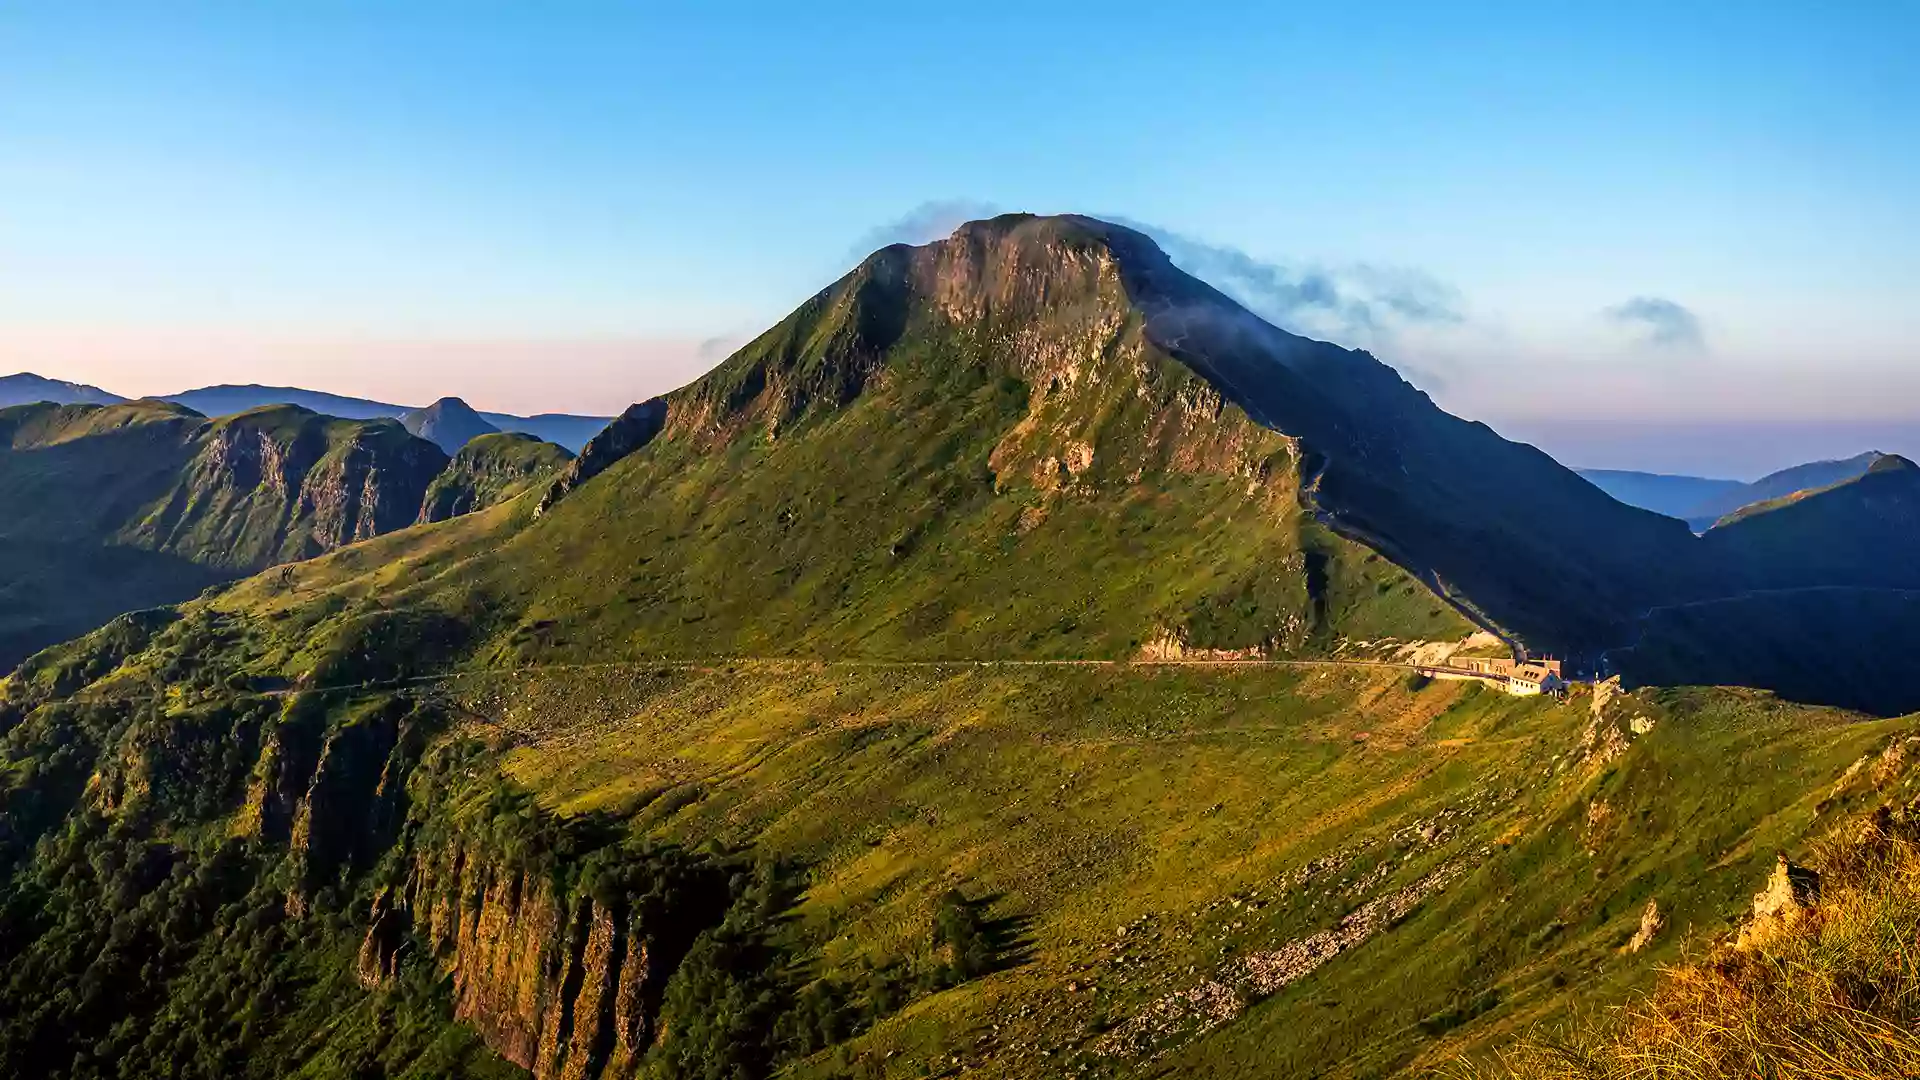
[1460,805,1920,1080]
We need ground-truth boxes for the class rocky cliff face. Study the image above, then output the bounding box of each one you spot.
[358,844,672,1080]
[538,218,1298,526]
[149,407,449,566]
[0,401,457,668]
[339,737,736,1080]
[295,425,447,549]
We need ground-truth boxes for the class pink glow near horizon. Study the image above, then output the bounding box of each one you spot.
[0,329,729,415]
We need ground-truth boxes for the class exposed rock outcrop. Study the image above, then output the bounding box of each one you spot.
[356,840,683,1080]
[157,407,449,566]
[1625,898,1664,952]
[1736,854,1821,950]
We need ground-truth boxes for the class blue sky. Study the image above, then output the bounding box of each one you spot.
[1,2,1914,474]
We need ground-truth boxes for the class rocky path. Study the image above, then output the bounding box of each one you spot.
[60,653,1439,708]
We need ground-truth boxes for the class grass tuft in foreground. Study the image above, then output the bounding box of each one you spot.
[1460,799,1920,1079]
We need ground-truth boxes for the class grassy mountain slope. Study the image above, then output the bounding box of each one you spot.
[1703,453,1920,586]
[0,401,449,669]
[128,405,451,568]
[434,214,1493,663]
[1470,801,1920,1079]
[1579,453,1887,530]
[1689,450,1885,527]
[483,665,1913,1079]
[0,581,1911,1080]
[477,213,1705,665]
[419,433,573,523]
[1044,216,1712,654]
[1604,455,1920,714]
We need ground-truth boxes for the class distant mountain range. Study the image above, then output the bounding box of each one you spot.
[0,372,123,408]
[1580,451,1885,529]
[0,373,611,451]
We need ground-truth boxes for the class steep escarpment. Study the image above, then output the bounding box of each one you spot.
[0,612,719,1079]
[357,753,737,1080]
[0,401,450,565]
[0,605,995,1080]
[151,405,451,564]
[0,610,497,1077]
[534,399,665,514]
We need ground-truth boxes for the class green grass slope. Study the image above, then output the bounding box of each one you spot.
[419,432,572,523]
[0,400,450,669]
[1703,453,1920,586]
[1687,449,1886,527]
[1,590,1910,1080]
[290,214,1476,667]
[475,664,1914,1079]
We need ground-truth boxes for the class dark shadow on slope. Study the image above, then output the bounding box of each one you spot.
[1610,587,1920,717]
[0,539,234,674]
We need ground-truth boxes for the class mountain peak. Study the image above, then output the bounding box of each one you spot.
[402,396,500,454]
[0,372,126,409]
[933,212,1160,255]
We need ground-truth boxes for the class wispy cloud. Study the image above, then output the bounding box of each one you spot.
[696,334,746,362]
[1106,216,1463,342]
[847,201,1463,344]
[850,199,1004,257]
[1604,296,1705,349]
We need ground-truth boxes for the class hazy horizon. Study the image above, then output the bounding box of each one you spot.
[3,3,1913,476]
